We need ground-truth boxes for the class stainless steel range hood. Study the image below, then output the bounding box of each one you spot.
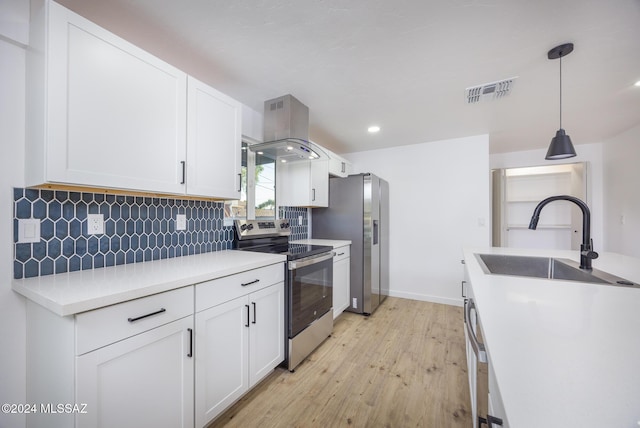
[249,94,326,162]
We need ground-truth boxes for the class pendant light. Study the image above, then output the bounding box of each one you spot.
[545,43,577,160]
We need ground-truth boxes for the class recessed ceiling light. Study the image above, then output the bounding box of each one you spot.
[257,151,264,155]
[280,159,287,163]
[634,80,640,87]
[286,146,293,151]
[368,126,381,133]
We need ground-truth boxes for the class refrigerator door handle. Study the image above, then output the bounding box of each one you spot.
[373,219,379,245]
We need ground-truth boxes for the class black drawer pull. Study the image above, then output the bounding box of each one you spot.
[245,305,250,327]
[337,252,345,256]
[241,279,260,286]
[127,308,166,323]
[187,328,193,358]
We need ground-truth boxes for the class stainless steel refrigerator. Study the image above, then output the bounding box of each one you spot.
[312,173,389,315]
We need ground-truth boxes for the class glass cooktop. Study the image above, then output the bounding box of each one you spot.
[241,243,333,260]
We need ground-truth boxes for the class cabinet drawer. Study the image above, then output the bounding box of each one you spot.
[76,286,193,355]
[196,263,284,312]
[333,246,350,263]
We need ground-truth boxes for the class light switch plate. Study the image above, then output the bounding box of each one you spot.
[87,214,104,235]
[176,214,187,231]
[18,219,41,243]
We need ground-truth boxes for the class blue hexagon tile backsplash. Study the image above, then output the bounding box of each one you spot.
[13,188,308,279]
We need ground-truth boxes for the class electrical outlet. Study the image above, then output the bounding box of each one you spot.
[87,214,104,235]
[18,219,41,243]
[352,298,357,309]
[176,214,187,231]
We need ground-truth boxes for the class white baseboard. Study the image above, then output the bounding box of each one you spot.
[386,290,464,307]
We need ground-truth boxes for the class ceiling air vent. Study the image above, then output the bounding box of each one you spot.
[466,77,517,104]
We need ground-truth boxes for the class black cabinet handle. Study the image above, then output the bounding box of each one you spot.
[180,161,186,184]
[127,308,166,323]
[187,328,193,358]
[312,188,316,201]
[461,280,467,298]
[245,305,250,327]
[479,415,503,427]
[252,302,257,324]
[373,220,379,245]
[237,173,242,192]
[241,279,260,286]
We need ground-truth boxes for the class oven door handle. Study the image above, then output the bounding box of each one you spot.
[465,298,488,363]
[288,251,334,270]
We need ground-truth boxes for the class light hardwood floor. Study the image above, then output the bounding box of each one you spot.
[208,297,471,428]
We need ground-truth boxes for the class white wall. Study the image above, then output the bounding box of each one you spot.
[490,143,604,254]
[602,124,640,257]
[343,135,491,306]
[0,4,28,427]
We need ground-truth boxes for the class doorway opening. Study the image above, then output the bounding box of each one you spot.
[492,162,587,250]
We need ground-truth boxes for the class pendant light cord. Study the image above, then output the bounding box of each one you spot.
[559,54,563,129]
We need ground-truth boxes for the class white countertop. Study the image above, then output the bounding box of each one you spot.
[291,238,352,248]
[12,250,286,316]
[463,247,640,428]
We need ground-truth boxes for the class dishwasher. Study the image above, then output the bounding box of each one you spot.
[465,297,505,428]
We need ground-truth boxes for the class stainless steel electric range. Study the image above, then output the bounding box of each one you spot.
[234,219,334,371]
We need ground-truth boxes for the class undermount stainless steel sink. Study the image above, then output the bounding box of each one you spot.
[475,253,638,287]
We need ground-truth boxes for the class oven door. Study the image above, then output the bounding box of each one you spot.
[287,251,334,338]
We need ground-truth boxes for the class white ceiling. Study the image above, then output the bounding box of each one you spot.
[58,0,640,155]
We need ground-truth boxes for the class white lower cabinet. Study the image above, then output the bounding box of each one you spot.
[195,264,285,427]
[195,295,249,425]
[25,286,194,428]
[76,317,194,428]
[333,245,351,318]
[24,262,285,428]
[464,265,508,428]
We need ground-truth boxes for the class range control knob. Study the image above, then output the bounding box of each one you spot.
[247,223,254,230]
[280,222,289,229]
[240,224,248,231]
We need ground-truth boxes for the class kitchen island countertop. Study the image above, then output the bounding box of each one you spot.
[12,250,286,316]
[464,246,640,428]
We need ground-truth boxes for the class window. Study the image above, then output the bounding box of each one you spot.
[225,140,276,223]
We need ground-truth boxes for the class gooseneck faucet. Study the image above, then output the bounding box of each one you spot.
[528,195,598,270]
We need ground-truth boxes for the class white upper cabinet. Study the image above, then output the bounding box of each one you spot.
[186,77,241,199]
[27,1,243,199]
[326,150,353,178]
[276,160,329,207]
[27,1,188,194]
